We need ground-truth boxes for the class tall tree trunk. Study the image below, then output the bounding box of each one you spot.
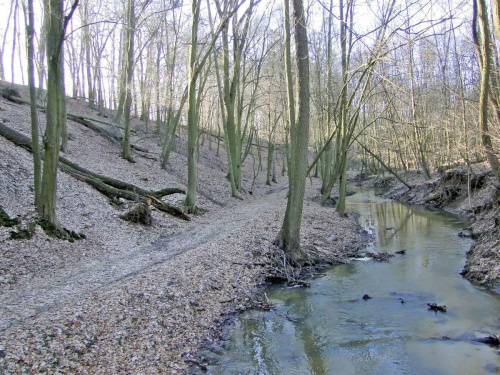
[206,0,239,197]
[40,0,78,224]
[274,0,310,263]
[321,0,334,195]
[11,0,19,83]
[60,44,69,153]
[83,2,95,108]
[221,9,242,191]
[473,0,500,182]
[115,28,128,123]
[40,0,65,224]
[24,0,41,211]
[122,0,135,162]
[37,12,47,96]
[184,0,201,213]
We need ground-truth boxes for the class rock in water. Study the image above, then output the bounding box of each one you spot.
[362,294,372,300]
[427,302,446,312]
[473,335,500,346]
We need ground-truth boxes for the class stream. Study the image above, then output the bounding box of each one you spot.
[208,187,500,374]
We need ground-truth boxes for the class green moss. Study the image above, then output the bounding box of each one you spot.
[9,229,31,240]
[37,219,57,234]
[0,207,19,227]
[5,216,86,242]
[35,219,85,242]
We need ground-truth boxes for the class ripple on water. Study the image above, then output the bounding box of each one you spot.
[209,187,500,375]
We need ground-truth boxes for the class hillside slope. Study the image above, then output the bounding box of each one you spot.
[0,81,364,373]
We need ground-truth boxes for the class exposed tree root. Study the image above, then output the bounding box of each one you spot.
[265,244,314,286]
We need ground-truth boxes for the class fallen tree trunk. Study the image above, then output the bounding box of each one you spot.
[149,196,190,221]
[356,140,413,190]
[62,164,190,220]
[5,94,148,153]
[0,121,190,221]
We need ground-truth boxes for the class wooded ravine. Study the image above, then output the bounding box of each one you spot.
[0,0,500,373]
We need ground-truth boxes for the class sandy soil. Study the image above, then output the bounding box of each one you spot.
[0,81,364,374]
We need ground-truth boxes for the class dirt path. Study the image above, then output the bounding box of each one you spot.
[0,82,362,373]
[0,184,287,335]
[0,183,362,374]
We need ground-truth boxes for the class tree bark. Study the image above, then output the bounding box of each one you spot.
[122,0,135,162]
[274,0,310,263]
[184,0,201,214]
[473,0,500,182]
[40,0,65,225]
[23,0,42,211]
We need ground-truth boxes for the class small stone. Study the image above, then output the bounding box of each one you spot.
[328,235,338,242]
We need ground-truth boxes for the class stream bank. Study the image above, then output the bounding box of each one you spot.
[353,164,500,292]
[205,184,500,375]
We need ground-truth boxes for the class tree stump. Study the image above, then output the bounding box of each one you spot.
[120,202,152,225]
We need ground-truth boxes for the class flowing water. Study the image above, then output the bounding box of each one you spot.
[208,187,500,374]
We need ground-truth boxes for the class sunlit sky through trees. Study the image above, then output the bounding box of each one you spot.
[0,0,470,93]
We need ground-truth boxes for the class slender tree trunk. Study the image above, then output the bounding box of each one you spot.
[184,0,201,213]
[122,0,135,162]
[115,28,127,123]
[11,0,19,83]
[473,0,500,181]
[266,112,274,186]
[37,13,47,95]
[24,0,41,211]
[40,0,65,224]
[321,0,334,194]
[83,3,95,108]
[206,0,238,196]
[60,43,69,153]
[274,0,310,263]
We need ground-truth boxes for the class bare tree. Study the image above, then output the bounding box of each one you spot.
[473,0,500,181]
[40,0,78,226]
[274,0,310,263]
[23,0,41,210]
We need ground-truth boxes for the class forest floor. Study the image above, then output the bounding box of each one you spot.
[354,165,500,293]
[0,81,365,374]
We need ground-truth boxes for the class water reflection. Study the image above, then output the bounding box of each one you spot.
[210,187,500,375]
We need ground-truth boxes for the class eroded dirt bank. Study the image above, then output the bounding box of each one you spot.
[354,165,500,292]
[0,81,365,374]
